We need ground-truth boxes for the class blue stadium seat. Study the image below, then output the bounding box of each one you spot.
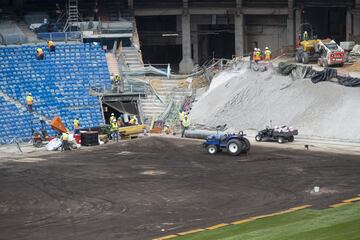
[0,43,110,143]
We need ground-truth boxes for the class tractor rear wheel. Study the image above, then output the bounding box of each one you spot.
[242,138,251,153]
[207,145,217,155]
[288,136,294,142]
[226,139,243,156]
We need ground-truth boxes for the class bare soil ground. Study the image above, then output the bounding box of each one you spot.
[0,137,359,240]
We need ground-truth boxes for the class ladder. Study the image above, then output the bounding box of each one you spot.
[63,0,79,32]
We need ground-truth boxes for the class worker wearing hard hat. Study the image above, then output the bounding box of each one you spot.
[252,48,257,62]
[181,115,190,138]
[110,118,119,142]
[47,40,55,52]
[109,113,116,123]
[303,31,309,40]
[73,118,80,134]
[60,131,70,151]
[264,47,272,61]
[36,47,44,60]
[26,93,33,112]
[254,48,262,63]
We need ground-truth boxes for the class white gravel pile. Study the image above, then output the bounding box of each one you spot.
[190,63,360,141]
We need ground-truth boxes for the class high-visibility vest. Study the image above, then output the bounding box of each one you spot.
[182,117,190,128]
[73,119,80,129]
[179,111,185,121]
[255,51,261,61]
[48,41,54,48]
[37,48,43,54]
[129,118,136,125]
[264,50,272,60]
[26,96,33,105]
[61,132,69,141]
[110,116,116,123]
[111,122,118,131]
[114,75,120,81]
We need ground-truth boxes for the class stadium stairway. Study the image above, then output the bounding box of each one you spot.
[122,47,144,71]
[0,43,111,143]
[141,77,192,125]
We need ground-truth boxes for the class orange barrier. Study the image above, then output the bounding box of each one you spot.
[50,116,67,133]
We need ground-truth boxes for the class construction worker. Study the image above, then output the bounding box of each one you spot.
[303,31,309,40]
[129,115,138,125]
[47,40,55,52]
[36,47,44,60]
[255,48,261,63]
[178,110,185,125]
[114,74,120,84]
[264,47,272,61]
[26,93,33,112]
[110,119,119,142]
[60,131,70,151]
[181,115,190,138]
[117,116,124,128]
[73,118,80,134]
[109,113,116,123]
[252,48,257,62]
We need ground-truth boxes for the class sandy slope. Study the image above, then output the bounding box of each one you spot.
[191,63,360,141]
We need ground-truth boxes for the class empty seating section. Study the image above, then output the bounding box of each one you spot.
[0,96,33,144]
[0,43,111,143]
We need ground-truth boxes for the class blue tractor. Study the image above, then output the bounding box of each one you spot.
[203,126,251,156]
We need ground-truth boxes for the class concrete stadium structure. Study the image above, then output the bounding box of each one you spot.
[1,0,360,73]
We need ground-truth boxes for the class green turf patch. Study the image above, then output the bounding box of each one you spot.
[174,202,360,240]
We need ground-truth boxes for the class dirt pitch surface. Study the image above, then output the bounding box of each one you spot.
[1,137,360,240]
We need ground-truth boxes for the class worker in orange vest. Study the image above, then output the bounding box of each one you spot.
[264,47,272,61]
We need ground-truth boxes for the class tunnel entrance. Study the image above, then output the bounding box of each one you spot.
[136,15,181,70]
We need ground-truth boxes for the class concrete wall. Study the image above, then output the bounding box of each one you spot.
[245,15,287,53]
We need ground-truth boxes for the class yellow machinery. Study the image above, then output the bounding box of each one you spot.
[118,125,146,139]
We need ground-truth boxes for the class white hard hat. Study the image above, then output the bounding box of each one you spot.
[265,47,269,50]
[28,92,32,95]
[254,48,257,51]
[111,113,114,116]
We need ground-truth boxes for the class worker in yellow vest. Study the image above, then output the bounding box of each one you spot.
[179,110,185,125]
[60,131,70,151]
[109,113,116,123]
[47,40,56,52]
[26,93,33,112]
[36,47,44,60]
[111,119,119,142]
[73,118,80,134]
[303,31,309,40]
[181,115,190,138]
[264,47,272,61]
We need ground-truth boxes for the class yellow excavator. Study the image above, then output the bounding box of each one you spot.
[295,23,321,64]
[295,23,345,67]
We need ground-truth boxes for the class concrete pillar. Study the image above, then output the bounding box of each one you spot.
[287,0,294,46]
[128,0,133,9]
[295,8,301,40]
[192,26,199,64]
[179,10,194,73]
[234,0,244,56]
[234,13,245,56]
[346,9,353,40]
